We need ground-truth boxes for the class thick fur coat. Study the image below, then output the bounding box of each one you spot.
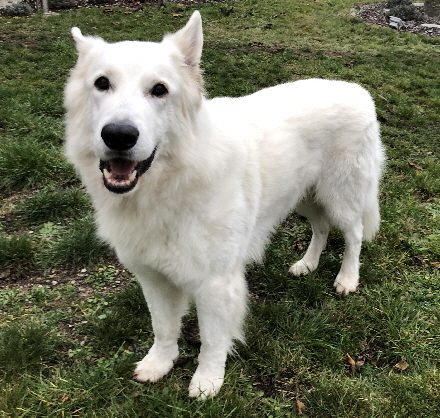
[64,12,384,398]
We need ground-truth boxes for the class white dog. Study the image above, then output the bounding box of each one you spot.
[64,11,384,398]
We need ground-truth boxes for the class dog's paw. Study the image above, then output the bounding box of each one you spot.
[133,355,174,383]
[333,273,359,296]
[289,259,316,276]
[188,369,224,400]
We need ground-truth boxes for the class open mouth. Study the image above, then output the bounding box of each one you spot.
[99,147,157,194]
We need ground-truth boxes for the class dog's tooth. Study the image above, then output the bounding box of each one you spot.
[103,168,112,179]
[129,170,137,182]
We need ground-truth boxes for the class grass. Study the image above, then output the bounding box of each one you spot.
[0,233,34,272]
[0,0,439,416]
[0,321,61,381]
[15,186,91,225]
[38,215,111,268]
[0,139,70,191]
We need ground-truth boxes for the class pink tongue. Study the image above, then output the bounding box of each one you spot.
[109,159,136,178]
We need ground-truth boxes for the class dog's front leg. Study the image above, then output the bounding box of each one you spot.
[133,271,189,383]
[189,272,248,399]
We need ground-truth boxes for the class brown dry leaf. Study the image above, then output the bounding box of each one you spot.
[60,394,69,402]
[295,399,306,415]
[172,13,183,18]
[408,162,423,171]
[431,261,440,270]
[394,360,410,372]
[345,353,356,372]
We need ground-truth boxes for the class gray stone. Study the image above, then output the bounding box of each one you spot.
[420,23,440,28]
[389,16,406,30]
[0,0,19,8]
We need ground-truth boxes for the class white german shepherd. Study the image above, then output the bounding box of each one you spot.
[65,11,384,398]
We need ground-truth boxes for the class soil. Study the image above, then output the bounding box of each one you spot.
[0,258,132,293]
[355,3,440,36]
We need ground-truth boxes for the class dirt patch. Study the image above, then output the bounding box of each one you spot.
[355,3,440,36]
[0,257,130,293]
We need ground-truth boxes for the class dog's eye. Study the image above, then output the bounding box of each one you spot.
[151,83,168,98]
[94,76,111,91]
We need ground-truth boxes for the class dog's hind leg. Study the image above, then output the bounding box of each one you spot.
[133,271,189,383]
[189,271,247,399]
[289,200,330,276]
[333,220,363,295]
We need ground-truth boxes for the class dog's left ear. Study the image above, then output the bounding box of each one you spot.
[71,27,103,55]
[164,11,203,67]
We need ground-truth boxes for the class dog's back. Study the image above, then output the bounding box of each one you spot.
[204,79,384,263]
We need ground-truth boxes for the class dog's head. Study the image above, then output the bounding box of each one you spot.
[65,12,204,194]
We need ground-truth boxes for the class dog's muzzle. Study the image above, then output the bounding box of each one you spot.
[99,147,157,194]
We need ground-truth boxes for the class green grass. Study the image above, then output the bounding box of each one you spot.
[0,0,439,416]
[0,139,73,192]
[38,216,111,268]
[15,186,91,225]
[0,321,62,381]
[0,233,35,271]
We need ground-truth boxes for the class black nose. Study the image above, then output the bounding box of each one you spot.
[101,123,139,151]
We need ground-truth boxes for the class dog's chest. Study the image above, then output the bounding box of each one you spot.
[97,191,247,285]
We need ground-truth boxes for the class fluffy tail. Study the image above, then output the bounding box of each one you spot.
[362,195,380,242]
[362,119,384,242]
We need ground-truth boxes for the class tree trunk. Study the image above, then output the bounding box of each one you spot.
[425,0,440,17]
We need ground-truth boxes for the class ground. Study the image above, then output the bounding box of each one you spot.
[0,0,439,416]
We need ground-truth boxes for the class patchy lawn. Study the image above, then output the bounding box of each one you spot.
[0,0,439,416]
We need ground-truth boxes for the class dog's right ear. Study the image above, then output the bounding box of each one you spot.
[163,11,203,67]
[71,27,101,54]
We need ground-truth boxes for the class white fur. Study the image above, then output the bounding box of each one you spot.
[64,11,384,399]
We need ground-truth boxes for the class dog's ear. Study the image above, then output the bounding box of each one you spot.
[71,27,102,55]
[164,11,203,67]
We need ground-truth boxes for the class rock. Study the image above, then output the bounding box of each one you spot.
[389,16,406,29]
[420,23,440,27]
